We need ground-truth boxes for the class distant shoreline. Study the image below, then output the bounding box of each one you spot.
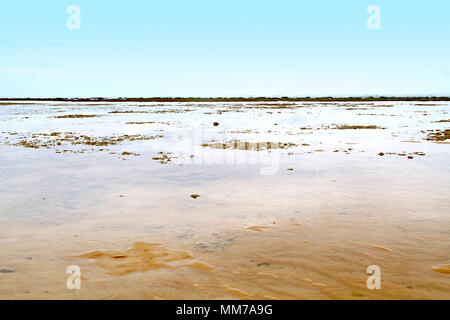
[1,96,450,102]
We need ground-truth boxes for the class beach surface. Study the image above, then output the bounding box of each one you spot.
[0,100,449,299]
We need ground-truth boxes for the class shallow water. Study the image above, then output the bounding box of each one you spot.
[0,101,449,299]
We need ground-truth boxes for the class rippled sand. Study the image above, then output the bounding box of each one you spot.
[0,100,449,299]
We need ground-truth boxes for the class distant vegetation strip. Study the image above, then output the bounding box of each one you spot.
[0,96,449,102]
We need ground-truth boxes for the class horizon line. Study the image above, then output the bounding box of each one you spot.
[1,96,450,102]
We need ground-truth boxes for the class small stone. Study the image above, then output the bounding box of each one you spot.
[190,194,200,199]
[0,269,14,273]
[257,262,270,267]
[213,122,219,126]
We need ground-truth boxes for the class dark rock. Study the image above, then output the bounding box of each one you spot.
[0,269,14,273]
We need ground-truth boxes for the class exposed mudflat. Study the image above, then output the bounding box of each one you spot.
[0,100,449,299]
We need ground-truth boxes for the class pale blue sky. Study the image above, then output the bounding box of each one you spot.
[1,1,449,97]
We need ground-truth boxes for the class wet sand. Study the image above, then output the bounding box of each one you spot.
[0,101,449,299]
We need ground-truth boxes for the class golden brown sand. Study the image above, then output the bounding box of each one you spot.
[1,213,449,300]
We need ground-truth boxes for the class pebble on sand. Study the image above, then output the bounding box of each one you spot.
[0,269,14,273]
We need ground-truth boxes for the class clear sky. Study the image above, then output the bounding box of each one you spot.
[1,1,449,98]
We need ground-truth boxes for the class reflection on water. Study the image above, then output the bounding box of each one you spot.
[0,101,449,299]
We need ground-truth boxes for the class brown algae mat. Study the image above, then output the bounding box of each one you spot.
[75,242,214,276]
